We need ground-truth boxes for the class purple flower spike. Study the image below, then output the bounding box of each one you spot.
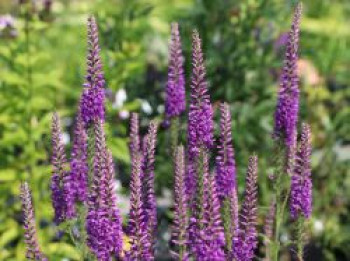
[127,152,151,260]
[234,155,259,261]
[80,16,105,127]
[86,120,123,260]
[50,112,68,224]
[20,182,48,261]
[216,102,237,201]
[190,150,225,260]
[274,3,302,149]
[186,30,214,197]
[142,121,158,257]
[165,22,186,118]
[172,146,189,260]
[86,120,108,259]
[66,112,88,219]
[188,30,214,157]
[204,172,226,259]
[290,123,312,219]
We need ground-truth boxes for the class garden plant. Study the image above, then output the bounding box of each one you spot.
[17,3,319,260]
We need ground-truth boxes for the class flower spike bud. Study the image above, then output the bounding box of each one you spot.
[20,182,48,261]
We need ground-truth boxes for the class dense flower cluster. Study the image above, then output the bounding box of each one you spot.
[21,7,313,261]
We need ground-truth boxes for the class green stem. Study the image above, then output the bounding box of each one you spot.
[170,117,180,157]
[296,217,305,261]
[272,142,287,261]
[221,198,233,253]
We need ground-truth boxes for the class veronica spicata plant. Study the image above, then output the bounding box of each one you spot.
[20,3,313,260]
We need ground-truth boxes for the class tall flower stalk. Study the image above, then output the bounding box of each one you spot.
[50,112,68,224]
[86,120,123,260]
[79,15,106,189]
[216,102,238,252]
[172,146,189,260]
[272,3,302,260]
[274,3,302,155]
[290,123,312,261]
[290,123,312,219]
[127,152,150,260]
[216,102,237,201]
[186,29,214,199]
[189,149,225,259]
[80,15,105,127]
[234,155,259,261]
[142,120,158,257]
[20,182,47,261]
[165,22,186,153]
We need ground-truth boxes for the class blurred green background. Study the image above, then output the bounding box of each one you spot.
[0,0,349,260]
